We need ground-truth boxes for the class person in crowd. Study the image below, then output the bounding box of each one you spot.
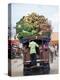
[18,42,23,58]
[54,44,58,56]
[48,44,55,63]
[29,40,39,66]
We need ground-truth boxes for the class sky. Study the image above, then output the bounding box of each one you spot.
[11,3,59,32]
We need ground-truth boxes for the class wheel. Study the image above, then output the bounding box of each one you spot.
[23,67,32,76]
[43,63,50,74]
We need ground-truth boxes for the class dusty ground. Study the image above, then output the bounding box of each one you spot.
[9,55,58,76]
[50,56,59,74]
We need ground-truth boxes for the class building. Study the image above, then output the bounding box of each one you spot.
[50,32,59,45]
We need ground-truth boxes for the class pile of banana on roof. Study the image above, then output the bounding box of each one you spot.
[16,12,52,39]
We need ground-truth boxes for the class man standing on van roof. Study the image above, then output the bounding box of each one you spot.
[29,40,39,66]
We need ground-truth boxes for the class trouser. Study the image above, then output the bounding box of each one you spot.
[30,53,37,66]
[55,50,57,56]
[50,51,53,63]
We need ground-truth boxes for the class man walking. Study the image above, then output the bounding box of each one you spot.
[29,40,39,66]
[49,44,55,63]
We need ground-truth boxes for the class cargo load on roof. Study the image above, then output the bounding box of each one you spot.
[16,13,52,39]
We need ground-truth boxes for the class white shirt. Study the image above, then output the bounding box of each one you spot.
[49,45,54,53]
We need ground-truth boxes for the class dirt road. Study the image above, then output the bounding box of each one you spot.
[10,56,58,76]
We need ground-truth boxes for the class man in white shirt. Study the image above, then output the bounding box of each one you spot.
[29,40,39,66]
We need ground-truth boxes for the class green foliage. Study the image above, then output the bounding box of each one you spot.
[16,12,51,39]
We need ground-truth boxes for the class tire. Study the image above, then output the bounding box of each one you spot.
[43,63,50,74]
[23,68,32,76]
